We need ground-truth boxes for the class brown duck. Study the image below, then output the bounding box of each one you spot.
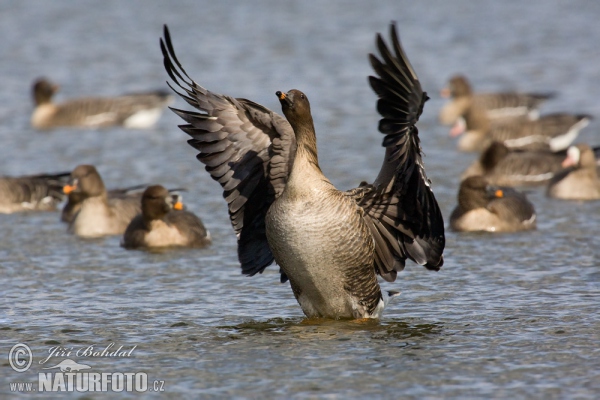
[547,144,600,200]
[31,78,173,130]
[461,141,566,186]
[439,74,554,126]
[452,107,590,153]
[161,23,445,319]
[122,185,211,249]
[450,176,536,232]
[62,184,146,224]
[63,165,141,237]
[0,171,69,213]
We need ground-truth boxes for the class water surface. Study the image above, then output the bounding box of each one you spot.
[1,1,599,398]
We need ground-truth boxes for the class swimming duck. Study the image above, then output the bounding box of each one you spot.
[61,184,146,223]
[122,185,211,249]
[547,144,600,200]
[0,171,69,213]
[461,142,565,186]
[452,108,590,153]
[63,165,141,237]
[450,176,536,232]
[161,22,445,319]
[31,78,173,130]
[439,75,554,126]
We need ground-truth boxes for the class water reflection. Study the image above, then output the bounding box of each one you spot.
[214,317,444,343]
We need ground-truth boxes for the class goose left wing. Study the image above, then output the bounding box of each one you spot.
[349,22,445,282]
[161,26,295,278]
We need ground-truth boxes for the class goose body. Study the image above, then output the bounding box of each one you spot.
[462,142,565,186]
[161,23,445,319]
[64,165,141,237]
[450,176,536,232]
[547,144,600,200]
[455,109,591,153]
[0,172,69,213]
[62,184,146,223]
[265,139,380,318]
[440,75,554,126]
[31,78,173,130]
[122,185,211,249]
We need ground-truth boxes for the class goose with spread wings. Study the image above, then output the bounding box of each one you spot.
[161,22,445,319]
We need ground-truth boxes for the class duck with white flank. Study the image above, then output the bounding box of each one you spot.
[450,176,536,233]
[161,23,445,319]
[62,183,146,224]
[461,142,566,187]
[547,144,600,200]
[451,107,591,153]
[439,74,554,126]
[63,165,141,238]
[31,78,173,130]
[0,171,69,213]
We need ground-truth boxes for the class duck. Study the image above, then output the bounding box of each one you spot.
[122,185,211,249]
[450,176,536,232]
[63,165,141,237]
[161,22,445,319]
[547,144,600,200]
[61,184,146,223]
[461,141,565,186]
[0,171,69,213]
[31,78,174,130]
[452,107,591,152]
[439,75,554,126]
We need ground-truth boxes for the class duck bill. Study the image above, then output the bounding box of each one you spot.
[63,184,77,194]
[276,91,293,107]
[173,201,183,211]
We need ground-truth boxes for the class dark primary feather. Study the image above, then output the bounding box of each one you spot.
[161,25,295,278]
[351,22,445,281]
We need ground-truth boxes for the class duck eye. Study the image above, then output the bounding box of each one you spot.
[300,94,305,99]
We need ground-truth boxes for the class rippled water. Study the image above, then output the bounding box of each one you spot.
[1,1,599,398]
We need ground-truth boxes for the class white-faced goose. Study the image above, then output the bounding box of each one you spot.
[31,78,174,130]
[462,142,565,186]
[63,165,141,237]
[547,144,600,200]
[161,23,445,319]
[0,171,69,213]
[450,176,536,233]
[122,185,211,249]
[452,106,591,152]
[439,75,554,126]
[61,184,146,223]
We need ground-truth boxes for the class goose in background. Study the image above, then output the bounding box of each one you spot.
[461,142,565,186]
[122,185,211,250]
[450,176,536,233]
[439,74,554,126]
[547,144,600,200]
[31,78,173,130]
[63,165,141,237]
[161,22,445,319]
[61,184,146,223]
[452,108,591,152]
[0,171,69,213]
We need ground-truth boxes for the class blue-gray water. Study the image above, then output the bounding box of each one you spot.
[1,1,599,398]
